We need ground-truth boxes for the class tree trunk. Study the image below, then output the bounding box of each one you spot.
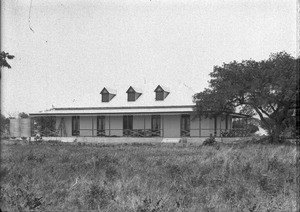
[269,123,283,143]
[270,130,280,143]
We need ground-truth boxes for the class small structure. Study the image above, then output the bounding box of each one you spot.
[9,118,31,138]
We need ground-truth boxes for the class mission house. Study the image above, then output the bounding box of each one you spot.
[30,82,246,141]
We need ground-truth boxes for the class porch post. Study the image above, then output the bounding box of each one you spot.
[214,116,217,137]
[92,116,94,137]
[144,114,146,137]
[225,115,228,131]
[109,116,111,136]
[199,115,201,137]
[30,118,34,137]
[220,115,222,136]
[162,115,164,137]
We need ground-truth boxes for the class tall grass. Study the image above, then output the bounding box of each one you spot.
[0,142,298,211]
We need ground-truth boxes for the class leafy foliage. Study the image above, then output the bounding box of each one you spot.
[18,112,29,119]
[0,114,10,136]
[32,116,56,136]
[0,51,14,69]
[232,119,259,134]
[194,52,298,142]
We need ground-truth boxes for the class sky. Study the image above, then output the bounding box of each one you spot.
[1,0,297,116]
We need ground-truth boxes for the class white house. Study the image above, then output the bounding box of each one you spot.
[29,82,246,142]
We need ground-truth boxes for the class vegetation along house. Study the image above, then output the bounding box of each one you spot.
[29,82,247,142]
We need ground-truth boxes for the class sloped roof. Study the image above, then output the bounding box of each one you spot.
[30,82,200,116]
[154,85,170,93]
[56,81,196,108]
[100,87,117,94]
[30,105,195,116]
[126,86,143,94]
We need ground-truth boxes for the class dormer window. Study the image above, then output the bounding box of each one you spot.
[100,87,116,102]
[126,86,142,102]
[154,85,170,101]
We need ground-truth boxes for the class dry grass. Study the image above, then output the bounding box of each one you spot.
[0,141,298,211]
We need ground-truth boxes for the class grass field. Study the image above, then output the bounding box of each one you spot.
[0,141,298,211]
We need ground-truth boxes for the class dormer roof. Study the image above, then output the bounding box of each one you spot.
[126,86,142,94]
[154,85,170,100]
[154,85,170,93]
[100,87,116,94]
[126,86,142,101]
[100,87,116,102]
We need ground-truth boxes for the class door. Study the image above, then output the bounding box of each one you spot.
[151,115,161,136]
[123,115,133,136]
[97,116,105,136]
[72,116,80,136]
[181,114,190,137]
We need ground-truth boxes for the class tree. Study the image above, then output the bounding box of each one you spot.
[0,51,14,69]
[232,119,259,134]
[194,52,298,143]
[0,114,10,136]
[33,116,56,136]
[0,51,14,79]
[18,112,29,119]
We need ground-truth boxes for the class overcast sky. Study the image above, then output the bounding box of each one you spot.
[1,0,296,116]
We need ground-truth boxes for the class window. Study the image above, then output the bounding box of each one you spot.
[126,86,142,102]
[128,92,135,101]
[100,88,116,102]
[151,115,161,136]
[72,116,80,136]
[154,85,170,101]
[181,114,190,137]
[155,91,164,101]
[102,93,109,102]
[123,115,133,136]
[97,116,105,136]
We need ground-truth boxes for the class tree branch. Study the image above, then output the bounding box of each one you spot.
[257,106,271,118]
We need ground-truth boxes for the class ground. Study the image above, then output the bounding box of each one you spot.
[0,140,298,211]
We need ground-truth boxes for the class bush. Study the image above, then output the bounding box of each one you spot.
[203,136,217,146]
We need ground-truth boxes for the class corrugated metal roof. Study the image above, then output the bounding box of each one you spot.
[30,105,195,116]
[29,81,250,118]
[55,81,196,108]
[30,106,247,118]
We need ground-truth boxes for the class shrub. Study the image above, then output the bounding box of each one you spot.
[203,136,217,146]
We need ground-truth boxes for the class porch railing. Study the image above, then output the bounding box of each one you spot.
[32,128,251,138]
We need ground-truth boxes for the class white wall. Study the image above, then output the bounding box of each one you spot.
[80,116,93,136]
[190,115,200,137]
[199,116,215,137]
[109,116,123,136]
[163,115,180,138]
[133,116,145,130]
